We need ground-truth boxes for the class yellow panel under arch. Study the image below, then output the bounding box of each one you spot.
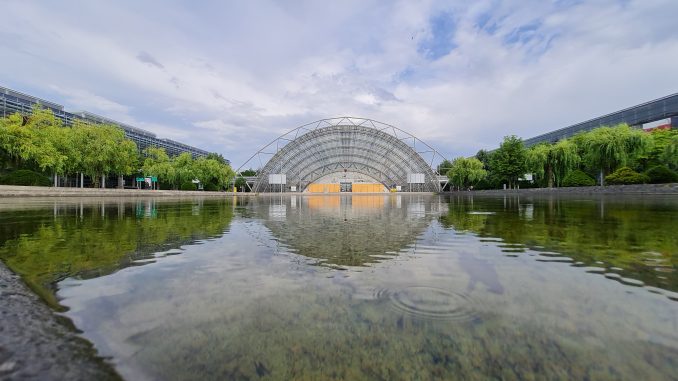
[352,183,386,193]
[307,184,340,193]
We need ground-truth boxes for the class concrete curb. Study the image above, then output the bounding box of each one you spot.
[443,183,678,195]
[0,185,242,198]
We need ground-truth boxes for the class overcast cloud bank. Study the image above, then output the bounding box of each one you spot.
[2,0,677,166]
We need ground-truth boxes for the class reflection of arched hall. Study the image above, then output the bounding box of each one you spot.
[251,195,442,267]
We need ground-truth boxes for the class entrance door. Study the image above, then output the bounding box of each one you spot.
[340,182,352,192]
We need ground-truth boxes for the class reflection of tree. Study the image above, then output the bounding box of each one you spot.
[440,195,678,292]
[439,195,489,233]
[255,195,438,268]
[0,199,234,308]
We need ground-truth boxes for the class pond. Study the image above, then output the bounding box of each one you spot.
[0,194,676,380]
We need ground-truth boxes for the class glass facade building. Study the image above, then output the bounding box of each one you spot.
[0,86,211,159]
[524,93,678,147]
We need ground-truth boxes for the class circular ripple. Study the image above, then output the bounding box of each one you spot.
[381,286,478,322]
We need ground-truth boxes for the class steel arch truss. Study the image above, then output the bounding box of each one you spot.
[237,117,447,192]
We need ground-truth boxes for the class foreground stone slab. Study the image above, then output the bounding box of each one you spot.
[0,262,120,381]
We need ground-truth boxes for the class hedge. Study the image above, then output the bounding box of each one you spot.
[645,165,678,184]
[180,182,196,191]
[0,170,52,186]
[562,170,596,187]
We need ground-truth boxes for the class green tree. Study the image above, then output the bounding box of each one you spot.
[193,157,234,190]
[72,121,136,187]
[447,157,487,190]
[172,152,196,187]
[112,139,139,177]
[659,131,678,170]
[526,139,580,188]
[206,152,228,165]
[22,107,68,182]
[491,135,527,189]
[142,147,176,188]
[638,129,676,169]
[576,124,650,185]
[437,159,453,175]
[0,113,32,167]
[475,149,492,170]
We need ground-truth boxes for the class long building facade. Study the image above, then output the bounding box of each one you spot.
[0,85,210,158]
[524,93,678,147]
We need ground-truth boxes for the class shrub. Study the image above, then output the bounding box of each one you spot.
[203,183,220,192]
[645,165,678,184]
[517,179,538,189]
[562,170,596,187]
[473,176,502,190]
[180,182,196,191]
[605,167,649,185]
[0,170,52,186]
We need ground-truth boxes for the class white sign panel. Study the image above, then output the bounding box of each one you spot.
[268,174,287,184]
[407,173,425,184]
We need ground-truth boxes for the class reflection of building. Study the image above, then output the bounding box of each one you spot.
[239,118,447,193]
[248,195,442,267]
[0,85,210,158]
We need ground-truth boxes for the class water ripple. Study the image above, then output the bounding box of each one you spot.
[376,286,479,322]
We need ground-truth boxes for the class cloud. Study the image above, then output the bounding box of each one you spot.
[1,0,677,168]
[49,85,130,115]
[136,51,164,69]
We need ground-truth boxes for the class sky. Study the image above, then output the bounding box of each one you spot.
[1,0,677,168]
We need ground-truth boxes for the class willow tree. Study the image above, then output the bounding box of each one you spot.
[193,156,234,190]
[0,113,30,166]
[577,124,650,185]
[447,157,487,190]
[527,139,580,188]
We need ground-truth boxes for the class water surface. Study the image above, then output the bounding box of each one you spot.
[0,194,676,380]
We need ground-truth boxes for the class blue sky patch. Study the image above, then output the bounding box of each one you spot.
[503,20,542,45]
[418,11,458,60]
[475,12,499,35]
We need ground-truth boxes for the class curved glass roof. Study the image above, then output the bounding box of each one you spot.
[238,117,447,192]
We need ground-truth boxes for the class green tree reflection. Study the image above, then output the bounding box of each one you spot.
[0,199,234,308]
[440,195,678,292]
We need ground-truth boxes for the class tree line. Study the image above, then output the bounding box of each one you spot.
[141,148,234,191]
[441,124,678,190]
[0,106,234,190]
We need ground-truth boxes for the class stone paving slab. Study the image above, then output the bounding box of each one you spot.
[0,262,120,381]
